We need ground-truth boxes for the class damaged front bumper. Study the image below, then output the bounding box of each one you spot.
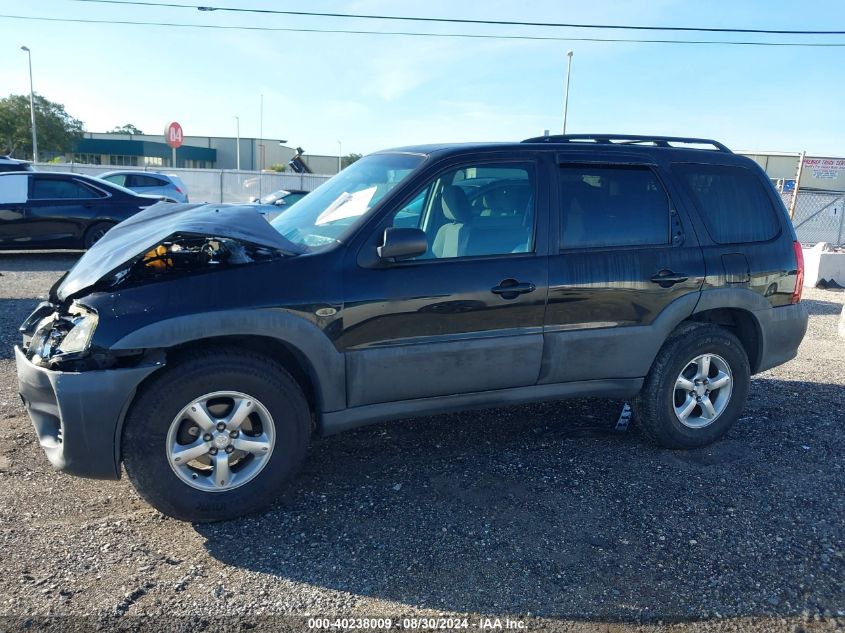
[15,345,161,479]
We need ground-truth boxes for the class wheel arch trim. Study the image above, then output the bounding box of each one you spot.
[691,288,783,374]
[109,308,346,413]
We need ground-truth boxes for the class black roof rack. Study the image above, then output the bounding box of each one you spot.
[521,134,732,153]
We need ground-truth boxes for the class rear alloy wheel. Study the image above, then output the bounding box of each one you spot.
[634,323,750,449]
[123,348,310,521]
[672,353,733,429]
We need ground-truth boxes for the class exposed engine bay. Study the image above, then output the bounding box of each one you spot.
[112,235,284,286]
[51,203,304,302]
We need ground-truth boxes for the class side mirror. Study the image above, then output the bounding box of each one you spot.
[274,198,286,206]
[377,227,427,262]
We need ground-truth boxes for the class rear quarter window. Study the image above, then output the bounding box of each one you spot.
[674,163,780,244]
[126,175,167,188]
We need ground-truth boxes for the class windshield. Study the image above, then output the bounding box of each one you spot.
[270,153,424,251]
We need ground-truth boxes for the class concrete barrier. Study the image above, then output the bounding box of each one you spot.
[803,242,845,288]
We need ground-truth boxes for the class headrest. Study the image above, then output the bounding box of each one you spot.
[441,185,472,222]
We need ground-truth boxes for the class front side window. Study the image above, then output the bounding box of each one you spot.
[559,165,670,249]
[387,163,536,259]
[30,178,102,200]
[270,153,424,251]
[674,163,779,244]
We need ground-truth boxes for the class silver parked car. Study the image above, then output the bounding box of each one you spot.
[248,189,309,206]
[99,171,189,203]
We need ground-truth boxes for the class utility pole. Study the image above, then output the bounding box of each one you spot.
[788,150,806,220]
[337,140,342,173]
[21,46,38,163]
[562,50,573,135]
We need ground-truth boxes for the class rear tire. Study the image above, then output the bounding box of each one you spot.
[122,347,310,522]
[83,222,114,248]
[634,322,750,449]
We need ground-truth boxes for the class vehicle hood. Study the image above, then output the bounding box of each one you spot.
[52,202,305,302]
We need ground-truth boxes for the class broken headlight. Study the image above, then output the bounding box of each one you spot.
[27,305,99,362]
[58,311,99,354]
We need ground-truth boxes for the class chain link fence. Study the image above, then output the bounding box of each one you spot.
[31,163,845,246]
[34,163,332,204]
[781,190,845,246]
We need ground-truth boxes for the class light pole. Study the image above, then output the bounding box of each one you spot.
[337,140,342,173]
[562,50,573,135]
[234,115,240,171]
[20,46,38,163]
[258,94,264,198]
[259,94,264,170]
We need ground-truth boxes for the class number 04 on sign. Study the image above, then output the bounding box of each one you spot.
[165,121,184,168]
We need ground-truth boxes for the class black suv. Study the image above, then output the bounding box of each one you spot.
[15,134,808,521]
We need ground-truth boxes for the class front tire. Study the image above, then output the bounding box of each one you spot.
[634,323,750,449]
[123,348,310,522]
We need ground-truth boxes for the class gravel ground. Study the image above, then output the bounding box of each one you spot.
[0,251,843,633]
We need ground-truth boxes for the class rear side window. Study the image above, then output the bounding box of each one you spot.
[674,163,779,244]
[559,165,670,249]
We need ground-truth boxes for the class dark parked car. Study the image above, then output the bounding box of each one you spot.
[0,155,33,172]
[0,171,162,249]
[15,135,808,521]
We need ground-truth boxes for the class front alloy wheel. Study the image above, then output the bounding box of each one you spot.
[123,348,310,521]
[167,391,275,491]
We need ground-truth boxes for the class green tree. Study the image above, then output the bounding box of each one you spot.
[110,123,143,135]
[0,94,85,159]
[341,153,363,169]
[268,163,287,172]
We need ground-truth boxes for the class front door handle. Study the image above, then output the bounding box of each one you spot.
[650,269,689,288]
[491,279,536,299]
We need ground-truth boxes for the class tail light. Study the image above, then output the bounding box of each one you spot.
[175,187,183,194]
[791,241,804,304]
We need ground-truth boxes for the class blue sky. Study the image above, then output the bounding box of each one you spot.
[2,0,844,156]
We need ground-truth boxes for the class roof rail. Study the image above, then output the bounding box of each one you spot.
[521,134,732,153]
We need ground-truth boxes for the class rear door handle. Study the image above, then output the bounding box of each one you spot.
[491,279,536,298]
[650,270,689,287]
